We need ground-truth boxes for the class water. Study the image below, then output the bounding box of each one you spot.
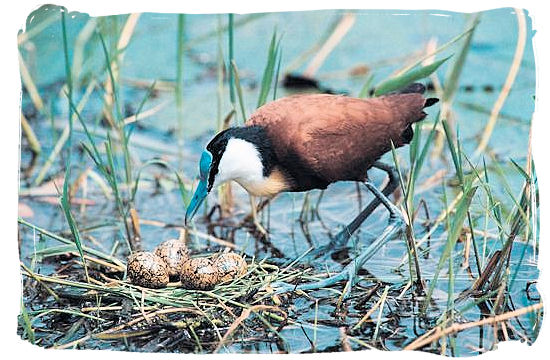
[18,5,540,355]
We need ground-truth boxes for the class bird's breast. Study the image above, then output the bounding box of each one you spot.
[234,168,290,197]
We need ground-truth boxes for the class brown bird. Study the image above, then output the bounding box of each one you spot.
[186,83,438,296]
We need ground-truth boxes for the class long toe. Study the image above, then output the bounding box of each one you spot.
[271,269,349,294]
[270,281,299,294]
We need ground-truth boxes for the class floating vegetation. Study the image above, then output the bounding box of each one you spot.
[19,218,309,350]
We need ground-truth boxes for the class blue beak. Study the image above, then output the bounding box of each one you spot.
[186,150,213,226]
[185,179,208,225]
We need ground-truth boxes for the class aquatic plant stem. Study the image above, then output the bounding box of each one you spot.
[475,8,526,155]
[176,14,185,166]
[214,305,287,353]
[228,13,235,108]
[33,81,95,185]
[218,14,236,217]
[373,286,390,341]
[405,302,542,350]
[303,13,355,78]
[18,51,44,113]
[20,114,41,156]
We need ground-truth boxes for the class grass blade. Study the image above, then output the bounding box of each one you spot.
[374,55,452,96]
[422,185,478,313]
[97,31,122,123]
[60,166,90,282]
[34,81,96,185]
[358,74,374,98]
[61,8,73,123]
[19,299,35,344]
[396,23,477,77]
[130,159,190,207]
[20,113,41,156]
[257,30,282,108]
[475,9,527,155]
[228,13,235,108]
[230,60,247,123]
[442,119,463,183]
[442,14,480,103]
[272,48,283,101]
[412,115,440,182]
[176,14,185,162]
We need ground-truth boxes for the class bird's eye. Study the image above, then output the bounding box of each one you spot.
[199,151,213,180]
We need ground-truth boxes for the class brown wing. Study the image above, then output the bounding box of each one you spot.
[246,93,427,184]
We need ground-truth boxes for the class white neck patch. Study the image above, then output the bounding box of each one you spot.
[212,138,264,189]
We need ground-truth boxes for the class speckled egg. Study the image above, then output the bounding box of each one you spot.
[214,252,247,283]
[154,239,190,279]
[180,257,220,290]
[126,252,169,289]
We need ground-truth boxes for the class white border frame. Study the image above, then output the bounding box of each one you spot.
[2,1,547,359]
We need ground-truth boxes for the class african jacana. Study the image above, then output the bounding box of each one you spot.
[185,83,438,295]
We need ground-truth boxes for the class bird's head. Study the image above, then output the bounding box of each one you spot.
[185,127,270,225]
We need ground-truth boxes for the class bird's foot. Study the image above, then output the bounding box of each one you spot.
[270,262,360,300]
[297,228,352,262]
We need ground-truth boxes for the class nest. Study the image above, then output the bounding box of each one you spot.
[20,242,314,351]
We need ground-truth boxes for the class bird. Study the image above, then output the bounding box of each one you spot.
[185,82,438,296]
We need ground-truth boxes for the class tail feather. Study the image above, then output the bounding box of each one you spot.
[395,83,440,108]
[424,98,439,108]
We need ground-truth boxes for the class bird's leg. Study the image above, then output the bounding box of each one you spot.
[271,181,404,298]
[239,198,272,224]
[249,195,268,237]
[306,162,400,259]
[333,162,400,244]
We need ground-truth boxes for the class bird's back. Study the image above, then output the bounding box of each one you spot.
[247,93,430,191]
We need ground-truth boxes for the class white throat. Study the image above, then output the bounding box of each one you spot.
[213,138,264,190]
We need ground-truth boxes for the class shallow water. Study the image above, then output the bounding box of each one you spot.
[18,6,540,355]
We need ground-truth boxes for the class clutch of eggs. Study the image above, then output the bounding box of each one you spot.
[126,239,247,289]
[154,239,190,279]
[180,252,248,290]
[126,252,170,289]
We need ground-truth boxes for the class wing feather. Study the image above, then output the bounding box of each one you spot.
[247,93,426,183]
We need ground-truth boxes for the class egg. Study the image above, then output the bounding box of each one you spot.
[214,252,247,283]
[154,239,190,279]
[126,252,169,289]
[180,257,220,290]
